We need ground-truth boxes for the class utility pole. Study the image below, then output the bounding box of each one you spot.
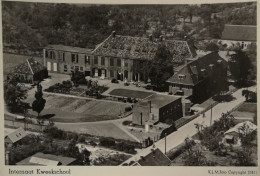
[210,104,213,126]
[164,133,167,155]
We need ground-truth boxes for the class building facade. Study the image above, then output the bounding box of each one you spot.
[43,31,196,81]
[167,52,228,103]
[132,94,183,125]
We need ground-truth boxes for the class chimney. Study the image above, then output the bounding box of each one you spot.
[149,34,153,41]
[112,31,116,38]
[5,151,10,165]
[209,64,214,70]
[159,35,164,42]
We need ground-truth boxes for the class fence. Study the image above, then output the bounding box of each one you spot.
[5,119,47,132]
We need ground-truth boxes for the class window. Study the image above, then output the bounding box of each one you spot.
[101,57,105,65]
[60,52,65,61]
[71,53,78,63]
[75,66,79,71]
[117,59,121,67]
[50,51,55,59]
[80,66,83,71]
[94,56,98,65]
[85,55,90,64]
[64,65,67,72]
[110,70,114,77]
[110,58,114,66]
[45,50,49,58]
[178,74,186,80]
[124,60,128,67]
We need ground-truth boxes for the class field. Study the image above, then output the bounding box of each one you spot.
[56,122,136,141]
[109,89,154,99]
[3,53,43,75]
[28,94,130,122]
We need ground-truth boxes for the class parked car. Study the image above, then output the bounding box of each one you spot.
[111,78,119,83]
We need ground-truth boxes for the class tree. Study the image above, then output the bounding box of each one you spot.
[4,74,29,113]
[32,84,46,119]
[235,147,255,166]
[149,44,174,91]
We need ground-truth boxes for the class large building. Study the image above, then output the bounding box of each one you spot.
[132,94,183,125]
[220,24,256,50]
[43,31,196,81]
[167,52,228,103]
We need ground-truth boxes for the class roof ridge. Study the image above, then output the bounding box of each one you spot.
[92,34,113,53]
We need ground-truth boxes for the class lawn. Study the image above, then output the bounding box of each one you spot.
[109,89,154,99]
[3,53,43,75]
[56,122,136,142]
[28,94,130,123]
[235,102,257,113]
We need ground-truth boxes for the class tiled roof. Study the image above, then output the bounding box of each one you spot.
[16,152,76,166]
[137,148,171,166]
[221,25,256,41]
[167,52,227,86]
[14,57,46,75]
[92,34,196,63]
[45,45,92,54]
[5,127,27,144]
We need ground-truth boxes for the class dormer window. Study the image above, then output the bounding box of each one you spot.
[178,74,186,80]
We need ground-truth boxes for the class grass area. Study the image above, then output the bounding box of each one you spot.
[3,53,43,75]
[28,94,130,123]
[56,122,136,142]
[109,89,154,99]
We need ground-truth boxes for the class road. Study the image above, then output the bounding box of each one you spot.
[121,86,256,165]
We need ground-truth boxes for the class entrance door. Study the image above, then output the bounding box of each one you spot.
[101,69,106,78]
[94,69,98,77]
[53,63,57,72]
[85,71,91,76]
[47,62,51,71]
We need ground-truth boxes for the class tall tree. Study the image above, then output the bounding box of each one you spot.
[149,44,174,91]
[32,84,46,119]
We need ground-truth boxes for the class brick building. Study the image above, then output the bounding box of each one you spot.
[132,94,182,125]
[167,52,228,103]
[43,31,196,81]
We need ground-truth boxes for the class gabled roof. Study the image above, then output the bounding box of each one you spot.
[16,152,76,166]
[167,52,227,86]
[221,25,256,41]
[92,34,196,63]
[225,121,257,135]
[45,45,92,54]
[136,148,171,166]
[5,127,27,144]
[14,57,46,75]
[145,94,181,108]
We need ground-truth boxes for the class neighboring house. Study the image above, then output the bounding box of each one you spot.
[43,45,93,76]
[166,52,228,103]
[11,57,48,84]
[44,31,196,81]
[131,148,171,166]
[219,24,256,50]
[132,94,182,125]
[16,152,77,166]
[223,121,257,146]
[5,127,27,147]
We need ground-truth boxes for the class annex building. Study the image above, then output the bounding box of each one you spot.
[220,24,256,50]
[167,52,228,103]
[43,31,196,81]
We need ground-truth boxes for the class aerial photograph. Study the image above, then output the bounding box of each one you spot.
[2,1,257,166]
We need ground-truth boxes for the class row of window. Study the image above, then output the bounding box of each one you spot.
[46,50,128,67]
[162,104,181,116]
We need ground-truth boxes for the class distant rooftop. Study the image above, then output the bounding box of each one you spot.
[5,127,27,144]
[16,152,76,166]
[45,45,92,54]
[221,24,256,41]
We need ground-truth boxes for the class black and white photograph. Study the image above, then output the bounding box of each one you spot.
[1,0,258,169]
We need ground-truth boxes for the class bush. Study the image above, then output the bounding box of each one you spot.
[99,137,116,147]
[213,94,236,102]
[125,106,132,112]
